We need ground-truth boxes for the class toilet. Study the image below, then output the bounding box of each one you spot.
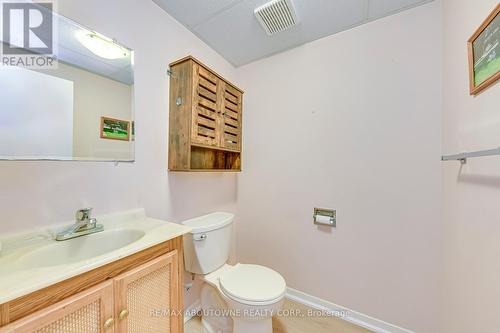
[183,212,286,333]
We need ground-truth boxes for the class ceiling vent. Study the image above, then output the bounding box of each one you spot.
[254,0,298,36]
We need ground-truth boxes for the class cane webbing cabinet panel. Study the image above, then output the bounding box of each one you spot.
[114,252,179,333]
[0,282,114,333]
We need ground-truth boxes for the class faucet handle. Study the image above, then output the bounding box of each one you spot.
[88,218,97,228]
[76,208,93,222]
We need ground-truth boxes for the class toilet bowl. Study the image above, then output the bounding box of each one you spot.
[202,263,286,333]
[182,213,286,333]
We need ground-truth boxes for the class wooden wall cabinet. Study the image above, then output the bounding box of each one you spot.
[168,56,244,172]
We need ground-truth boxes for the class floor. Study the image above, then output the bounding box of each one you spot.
[185,299,372,333]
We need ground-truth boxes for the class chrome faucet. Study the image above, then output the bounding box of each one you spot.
[55,208,104,241]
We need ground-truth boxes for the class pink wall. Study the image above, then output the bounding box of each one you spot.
[0,0,239,307]
[441,1,500,332]
[3,1,499,331]
[235,3,442,332]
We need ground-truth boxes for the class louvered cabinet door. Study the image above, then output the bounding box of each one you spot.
[113,251,179,333]
[191,64,221,148]
[220,82,242,151]
[0,282,114,333]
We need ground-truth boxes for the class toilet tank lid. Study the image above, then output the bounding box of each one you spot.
[182,212,234,233]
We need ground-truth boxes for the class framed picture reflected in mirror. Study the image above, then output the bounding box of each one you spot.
[100,117,131,141]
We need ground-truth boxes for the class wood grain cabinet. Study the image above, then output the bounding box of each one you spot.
[0,282,115,333]
[114,252,179,333]
[0,251,181,333]
[168,56,244,172]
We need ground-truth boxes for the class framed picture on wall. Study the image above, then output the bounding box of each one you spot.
[100,117,130,141]
[468,3,500,95]
[131,121,135,141]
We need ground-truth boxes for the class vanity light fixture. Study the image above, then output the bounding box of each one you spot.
[78,32,127,59]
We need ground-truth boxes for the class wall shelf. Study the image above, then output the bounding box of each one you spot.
[441,146,500,164]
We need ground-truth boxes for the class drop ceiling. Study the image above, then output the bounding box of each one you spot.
[154,0,433,67]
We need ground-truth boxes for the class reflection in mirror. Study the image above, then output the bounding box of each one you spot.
[0,12,134,161]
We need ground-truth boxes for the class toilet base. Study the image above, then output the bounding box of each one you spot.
[200,282,278,333]
[201,313,273,333]
[232,317,272,333]
[200,317,216,333]
[201,284,233,333]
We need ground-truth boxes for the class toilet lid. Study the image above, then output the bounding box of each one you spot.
[219,264,286,303]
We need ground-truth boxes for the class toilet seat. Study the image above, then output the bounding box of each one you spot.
[219,264,286,305]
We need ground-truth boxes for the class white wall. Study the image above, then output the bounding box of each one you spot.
[0,0,239,308]
[235,3,442,332]
[441,1,500,332]
[0,67,73,159]
[54,63,133,160]
[37,62,134,160]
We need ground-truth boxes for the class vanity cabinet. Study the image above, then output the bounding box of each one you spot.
[168,56,244,172]
[0,238,184,333]
[114,252,179,333]
[0,282,115,333]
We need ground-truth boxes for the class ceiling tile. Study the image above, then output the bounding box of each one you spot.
[152,0,242,27]
[368,0,430,19]
[155,0,434,66]
[193,1,300,66]
[193,0,366,66]
[270,0,367,38]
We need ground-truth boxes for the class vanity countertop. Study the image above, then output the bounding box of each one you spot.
[0,209,191,304]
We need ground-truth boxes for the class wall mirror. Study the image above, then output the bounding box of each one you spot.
[0,12,134,161]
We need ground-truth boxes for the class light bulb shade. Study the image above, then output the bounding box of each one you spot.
[78,33,127,60]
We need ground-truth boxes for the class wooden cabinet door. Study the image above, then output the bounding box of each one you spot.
[113,251,180,333]
[191,64,221,148]
[0,282,114,333]
[220,82,243,151]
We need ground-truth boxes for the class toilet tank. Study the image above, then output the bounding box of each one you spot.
[182,212,234,275]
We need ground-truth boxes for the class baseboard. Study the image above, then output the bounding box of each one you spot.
[184,300,202,324]
[286,288,415,333]
[183,288,414,332]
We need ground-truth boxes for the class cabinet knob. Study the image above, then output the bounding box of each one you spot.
[119,309,130,320]
[104,317,114,329]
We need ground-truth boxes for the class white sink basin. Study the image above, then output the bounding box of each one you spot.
[20,229,145,268]
[0,209,193,305]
